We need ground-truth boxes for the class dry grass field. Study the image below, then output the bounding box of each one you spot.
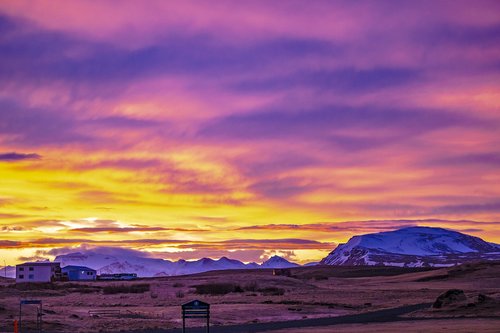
[0,262,499,332]
[264,318,500,333]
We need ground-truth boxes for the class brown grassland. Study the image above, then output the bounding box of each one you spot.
[0,261,499,332]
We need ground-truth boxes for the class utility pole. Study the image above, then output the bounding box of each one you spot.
[3,260,6,278]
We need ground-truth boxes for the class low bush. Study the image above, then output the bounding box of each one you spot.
[68,284,101,294]
[12,282,101,294]
[243,281,259,292]
[103,284,150,294]
[313,275,329,281]
[12,283,56,290]
[258,287,285,296]
[194,283,243,295]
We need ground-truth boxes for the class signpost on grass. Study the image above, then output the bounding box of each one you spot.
[181,300,210,333]
[19,300,43,333]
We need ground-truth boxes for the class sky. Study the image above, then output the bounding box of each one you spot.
[1,1,499,265]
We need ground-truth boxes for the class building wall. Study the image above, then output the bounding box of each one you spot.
[67,269,96,281]
[16,265,56,283]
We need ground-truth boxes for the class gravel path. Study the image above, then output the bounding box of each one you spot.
[128,302,433,333]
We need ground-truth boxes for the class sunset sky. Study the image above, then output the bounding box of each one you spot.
[1,1,499,265]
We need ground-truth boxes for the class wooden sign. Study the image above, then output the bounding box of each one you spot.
[181,300,210,333]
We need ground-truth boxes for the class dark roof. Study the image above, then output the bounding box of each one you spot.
[16,262,60,267]
[61,265,96,271]
[182,300,210,308]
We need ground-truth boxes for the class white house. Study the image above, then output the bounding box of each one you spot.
[16,262,61,283]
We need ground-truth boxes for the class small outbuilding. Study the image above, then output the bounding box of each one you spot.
[16,262,61,283]
[62,265,97,281]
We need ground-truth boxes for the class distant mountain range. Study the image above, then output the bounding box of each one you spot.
[1,254,298,279]
[321,226,500,267]
[52,253,298,277]
[4,226,500,278]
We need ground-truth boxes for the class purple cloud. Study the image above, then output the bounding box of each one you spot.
[0,152,40,161]
[430,152,500,167]
[0,99,90,146]
[198,105,484,145]
[43,245,153,258]
[231,67,421,94]
[249,177,321,199]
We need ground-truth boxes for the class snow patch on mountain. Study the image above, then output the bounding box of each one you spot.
[261,255,299,268]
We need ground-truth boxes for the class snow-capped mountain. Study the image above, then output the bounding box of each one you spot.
[171,257,253,275]
[54,251,297,277]
[261,255,300,268]
[321,226,500,267]
[55,252,174,276]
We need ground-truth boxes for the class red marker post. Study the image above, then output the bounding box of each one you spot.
[13,319,18,333]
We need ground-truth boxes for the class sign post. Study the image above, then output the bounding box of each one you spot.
[19,300,42,333]
[181,300,210,333]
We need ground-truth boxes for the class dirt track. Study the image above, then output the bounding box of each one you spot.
[128,302,432,333]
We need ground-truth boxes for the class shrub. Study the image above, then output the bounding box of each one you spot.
[69,285,101,294]
[103,284,150,294]
[12,282,101,294]
[173,282,184,288]
[194,283,243,295]
[13,283,56,290]
[314,275,329,281]
[175,290,185,298]
[243,281,259,292]
[258,287,285,296]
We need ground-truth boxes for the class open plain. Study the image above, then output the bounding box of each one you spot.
[0,262,499,332]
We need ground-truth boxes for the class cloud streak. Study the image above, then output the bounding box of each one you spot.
[0,237,333,251]
[0,152,40,161]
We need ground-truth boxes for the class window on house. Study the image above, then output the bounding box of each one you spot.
[29,274,34,279]
[29,267,34,271]
[19,274,24,279]
[19,267,24,271]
